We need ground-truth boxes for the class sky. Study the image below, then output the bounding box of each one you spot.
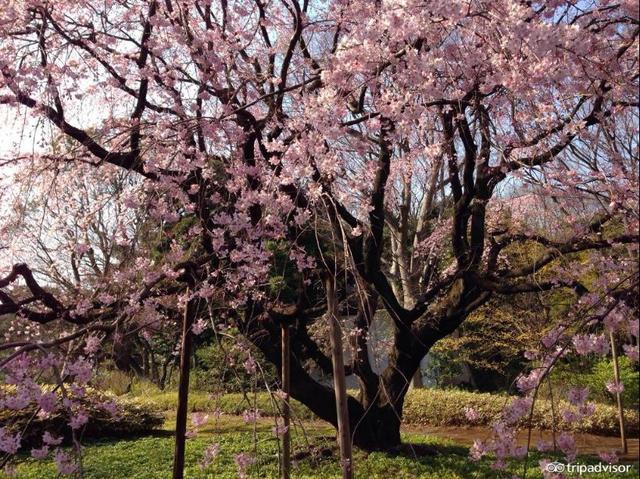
[0,104,49,158]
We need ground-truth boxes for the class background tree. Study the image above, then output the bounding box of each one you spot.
[0,0,637,460]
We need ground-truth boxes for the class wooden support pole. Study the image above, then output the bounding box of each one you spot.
[325,275,353,479]
[172,293,195,479]
[281,323,291,479]
[609,332,628,454]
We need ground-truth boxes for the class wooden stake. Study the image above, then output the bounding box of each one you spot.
[609,332,628,454]
[325,275,353,479]
[172,294,195,479]
[281,323,291,479]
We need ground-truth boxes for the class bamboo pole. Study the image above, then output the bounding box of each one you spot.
[172,293,195,479]
[281,323,291,479]
[609,332,627,454]
[325,275,353,479]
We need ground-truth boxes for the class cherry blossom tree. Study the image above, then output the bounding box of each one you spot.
[0,0,638,469]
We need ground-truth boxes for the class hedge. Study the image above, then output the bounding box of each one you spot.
[402,388,639,437]
[0,388,164,448]
[143,388,638,437]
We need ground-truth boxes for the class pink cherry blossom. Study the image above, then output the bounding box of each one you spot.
[200,443,220,469]
[605,381,624,394]
[54,450,77,475]
[566,388,589,406]
[69,412,89,430]
[598,450,619,464]
[0,429,21,454]
[38,391,58,413]
[191,413,209,428]
[464,407,479,422]
[30,446,49,459]
[42,432,63,446]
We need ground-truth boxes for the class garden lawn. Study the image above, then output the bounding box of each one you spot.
[11,416,639,479]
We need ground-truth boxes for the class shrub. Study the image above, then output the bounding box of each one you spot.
[402,388,639,437]
[0,388,164,449]
[93,369,135,396]
[550,357,639,407]
[135,386,639,437]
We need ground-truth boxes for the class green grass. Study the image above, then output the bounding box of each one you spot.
[10,417,639,479]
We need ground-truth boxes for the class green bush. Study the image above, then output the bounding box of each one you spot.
[551,357,639,408]
[402,388,639,437]
[93,369,135,396]
[0,388,164,449]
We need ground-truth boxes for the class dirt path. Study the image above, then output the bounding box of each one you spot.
[404,424,639,461]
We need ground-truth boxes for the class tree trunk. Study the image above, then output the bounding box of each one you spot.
[351,403,403,451]
[246,309,431,452]
[411,368,423,388]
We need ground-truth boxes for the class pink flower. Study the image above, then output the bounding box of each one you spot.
[598,450,619,464]
[38,391,58,413]
[74,243,90,255]
[30,446,49,459]
[54,450,77,475]
[541,327,563,348]
[578,402,595,417]
[200,443,220,469]
[69,412,88,430]
[243,356,257,375]
[83,335,101,355]
[191,319,207,335]
[516,369,543,393]
[623,344,639,362]
[536,439,551,452]
[100,401,119,416]
[604,309,625,332]
[566,387,589,406]
[606,380,624,394]
[42,432,63,446]
[572,334,609,356]
[242,409,260,423]
[503,397,532,424]
[628,319,639,339]
[464,406,478,421]
[0,428,21,454]
[557,432,576,461]
[191,413,209,428]
[274,390,289,402]
[234,453,255,479]
[561,409,579,423]
[4,393,30,410]
[469,439,486,461]
[66,358,93,384]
